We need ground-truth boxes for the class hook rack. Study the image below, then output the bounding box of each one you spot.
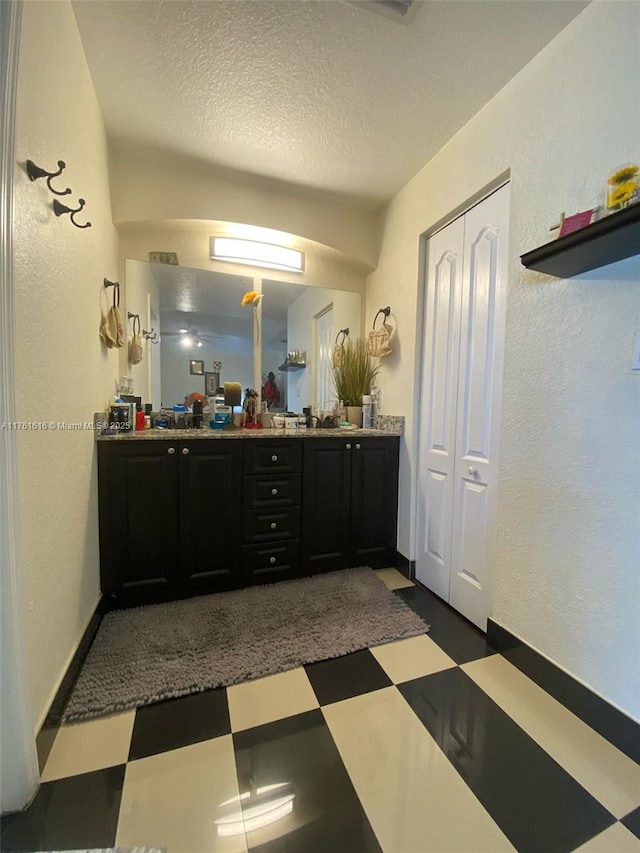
[373,306,391,327]
[53,197,91,229]
[127,312,140,321]
[26,159,71,196]
[143,328,160,344]
[103,278,119,289]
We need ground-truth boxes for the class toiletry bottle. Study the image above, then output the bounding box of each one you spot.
[135,405,145,431]
[144,403,152,429]
[362,395,373,429]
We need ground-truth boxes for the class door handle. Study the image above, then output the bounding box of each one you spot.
[468,466,478,476]
[345,443,351,450]
[182,447,190,455]
[355,443,361,450]
[271,455,278,462]
[270,522,277,529]
[271,488,278,495]
[167,447,176,454]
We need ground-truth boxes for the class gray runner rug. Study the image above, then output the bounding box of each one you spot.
[64,567,428,722]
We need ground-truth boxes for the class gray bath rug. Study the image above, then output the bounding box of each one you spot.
[64,567,428,722]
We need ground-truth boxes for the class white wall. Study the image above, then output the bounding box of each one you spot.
[124,259,160,407]
[368,2,640,718]
[110,143,378,269]
[13,0,120,729]
[118,226,368,294]
[287,288,363,413]
[160,342,253,410]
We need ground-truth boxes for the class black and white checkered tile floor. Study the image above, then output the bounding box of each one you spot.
[2,569,639,853]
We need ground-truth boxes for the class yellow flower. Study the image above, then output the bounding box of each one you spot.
[241,290,259,307]
[608,165,639,186]
[608,181,637,207]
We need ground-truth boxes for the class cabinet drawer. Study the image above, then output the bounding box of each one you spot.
[244,441,301,475]
[244,507,300,544]
[244,474,301,509]
[243,540,300,583]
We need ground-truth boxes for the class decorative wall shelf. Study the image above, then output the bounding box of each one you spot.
[521,205,640,278]
[279,362,306,372]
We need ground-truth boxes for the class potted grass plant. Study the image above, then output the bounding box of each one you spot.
[331,338,381,426]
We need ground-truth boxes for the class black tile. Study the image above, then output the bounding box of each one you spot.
[304,649,392,706]
[622,806,640,839]
[399,668,615,853]
[0,764,124,852]
[488,618,640,764]
[128,686,230,761]
[232,709,381,852]
[395,584,495,664]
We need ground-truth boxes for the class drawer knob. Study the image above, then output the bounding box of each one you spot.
[270,522,277,529]
[269,556,276,564]
[271,488,278,495]
[182,447,190,455]
[346,443,351,450]
[167,447,176,454]
[355,443,361,450]
[271,454,278,462]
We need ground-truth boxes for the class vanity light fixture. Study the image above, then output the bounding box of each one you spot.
[211,237,304,273]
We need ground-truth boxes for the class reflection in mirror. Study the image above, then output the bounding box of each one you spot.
[262,280,362,414]
[125,260,362,414]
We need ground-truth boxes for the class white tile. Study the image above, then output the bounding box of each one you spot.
[41,711,135,782]
[323,687,515,853]
[117,734,247,853]
[462,655,640,819]
[370,634,456,684]
[575,822,640,852]
[227,667,318,732]
[374,567,414,590]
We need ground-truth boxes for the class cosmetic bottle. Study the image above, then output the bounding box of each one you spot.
[135,405,145,431]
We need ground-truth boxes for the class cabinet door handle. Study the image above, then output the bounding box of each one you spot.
[182,447,190,455]
[270,522,277,529]
[271,454,278,462]
[167,447,176,454]
[468,467,478,476]
[346,443,351,450]
[269,556,276,564]
[271,488,278,495]
[355,443,361,450]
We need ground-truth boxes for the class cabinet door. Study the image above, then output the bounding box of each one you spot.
[350,438,400,568]
[301,439,351,573]
[98,441,179,605]
[178,440,243,595]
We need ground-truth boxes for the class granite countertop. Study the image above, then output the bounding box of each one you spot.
[97,426,402,441]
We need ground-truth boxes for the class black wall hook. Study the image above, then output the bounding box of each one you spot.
[26,159,71,196]
[143,328,159,344]
[103,278,119,289]
[373,306,391,326]
[127,312,140,321]
[53,198,91,229]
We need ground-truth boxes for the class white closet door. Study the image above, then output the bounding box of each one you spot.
[450,184,510,629]
[416,216,465,599]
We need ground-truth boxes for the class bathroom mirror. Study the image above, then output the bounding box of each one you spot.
[126,260,362,411]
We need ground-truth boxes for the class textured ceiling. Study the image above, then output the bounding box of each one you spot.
[73,0,587,206]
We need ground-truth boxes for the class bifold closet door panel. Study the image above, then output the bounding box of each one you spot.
[450,184,510,630]
[416,216,465,601]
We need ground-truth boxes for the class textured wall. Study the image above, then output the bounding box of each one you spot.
[110,145,379,270]
[124,259,159,407]
[368,2,640,717]
[13,1,120,730]
[118,226,368,294]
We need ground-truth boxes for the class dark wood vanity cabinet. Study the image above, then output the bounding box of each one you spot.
[301,437,400,574]
[242,439,302,585]
[98,439,242,606]
[98,434,399,607]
